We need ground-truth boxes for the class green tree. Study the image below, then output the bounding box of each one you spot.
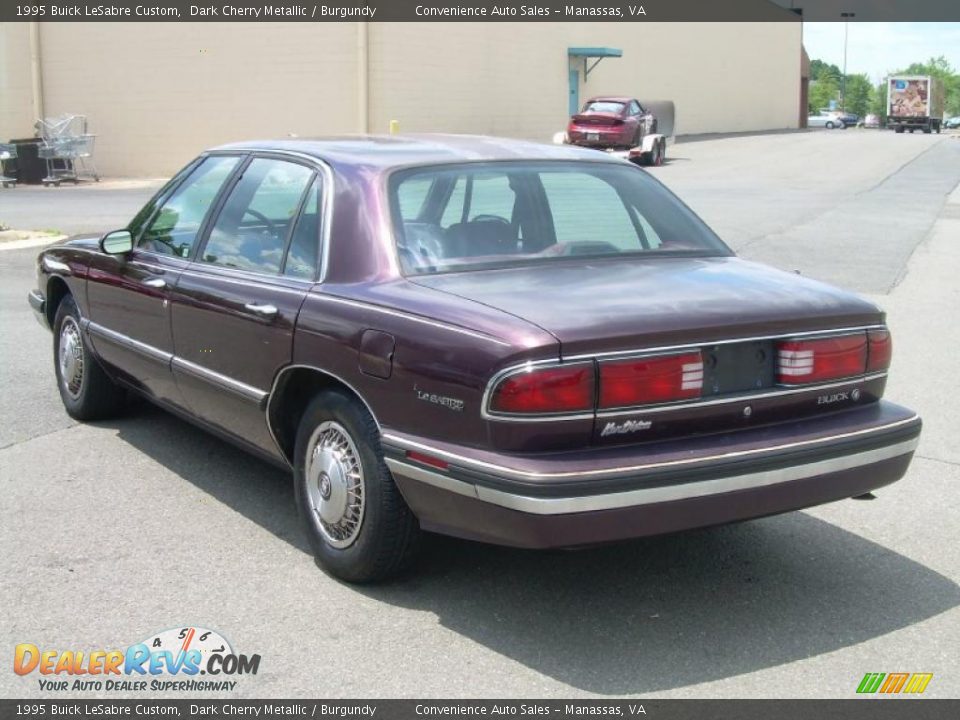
[810,59,843,83]
[843,73,873,116]
[809,76,839,113]
[869,82,887,118]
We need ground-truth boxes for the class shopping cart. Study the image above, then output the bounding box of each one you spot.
[0,143,17,188]
[35,114,100,186]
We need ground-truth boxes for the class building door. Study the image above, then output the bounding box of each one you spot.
[569,69,580,116]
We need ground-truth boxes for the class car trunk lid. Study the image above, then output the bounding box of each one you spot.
[570,112,623,127]
[412,256,886,446]
[411,256,883,356]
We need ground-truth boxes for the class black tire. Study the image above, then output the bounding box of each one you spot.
[826,121,836,129]
[294,390,421,582]
[53,295,126,421]
[923,124,932,134]
[895,125,905,134]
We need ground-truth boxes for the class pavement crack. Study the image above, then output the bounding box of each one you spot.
[915,454,960,469]
[0,422,79,451]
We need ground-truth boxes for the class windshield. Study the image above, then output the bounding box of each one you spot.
[390,161,731,275]
[581,101,625,114]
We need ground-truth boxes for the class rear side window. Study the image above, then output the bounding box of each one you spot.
[201,158,313,274]
[138,155,240,257]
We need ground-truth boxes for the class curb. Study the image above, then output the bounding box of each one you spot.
[0,235,67,251]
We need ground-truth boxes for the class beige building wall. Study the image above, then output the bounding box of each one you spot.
[1,21,801,177]
[0,23,37,142]
[370,22,801,140]
[23,22,359,176]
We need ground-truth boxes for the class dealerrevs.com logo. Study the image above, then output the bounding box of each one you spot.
[14,626,260,692]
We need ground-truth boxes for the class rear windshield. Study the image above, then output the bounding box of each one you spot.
[581,101,625,114]
[390,161,731,275]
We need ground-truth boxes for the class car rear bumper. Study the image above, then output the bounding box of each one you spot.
[382,401,921,548]
[567,129,634,148]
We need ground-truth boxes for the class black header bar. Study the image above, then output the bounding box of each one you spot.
[4,1,960,23]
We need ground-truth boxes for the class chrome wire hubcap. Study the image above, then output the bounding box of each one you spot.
[305,421,365,548]
[58,318,84,400]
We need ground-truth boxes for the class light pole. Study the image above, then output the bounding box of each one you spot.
[841,12,856,111]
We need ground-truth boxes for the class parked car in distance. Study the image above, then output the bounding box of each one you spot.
[29,135,921,582]
[860,114,881,129]
[944,116,960,129]
[808,111,847,129]
[566,96,657,150]
[836,112,859,127]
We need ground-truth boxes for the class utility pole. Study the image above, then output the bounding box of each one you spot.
[840,12,856,111]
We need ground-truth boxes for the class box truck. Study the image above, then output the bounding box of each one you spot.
[887,75,945,134]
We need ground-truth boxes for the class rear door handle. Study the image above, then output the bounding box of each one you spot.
[143,277,166,289]
[244,302,278,318]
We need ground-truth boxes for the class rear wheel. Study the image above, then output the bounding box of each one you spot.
[53,295,126,421]
[293,390,421,582]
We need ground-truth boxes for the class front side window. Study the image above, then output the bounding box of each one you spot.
[391,161,729,275]
[202,158,313,274]
[138,155,240,257]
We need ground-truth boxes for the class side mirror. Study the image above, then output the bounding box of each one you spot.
[100,230,133,255]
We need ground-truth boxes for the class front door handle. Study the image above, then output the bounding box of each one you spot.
[244,302,278,318]
[143,277,167,289]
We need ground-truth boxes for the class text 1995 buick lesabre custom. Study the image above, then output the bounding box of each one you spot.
[28,136,922,581]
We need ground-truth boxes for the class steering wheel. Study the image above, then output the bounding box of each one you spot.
[243,208,278,235]
[471,214,511,226]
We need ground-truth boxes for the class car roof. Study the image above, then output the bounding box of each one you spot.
[211,134,624,171]
[585,96,633,103]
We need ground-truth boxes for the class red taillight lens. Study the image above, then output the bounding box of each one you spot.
[406,451,449,470]
[867,329,892,372]
[776,334,867,384]
[490,364,595,414]
[599,352,703,408]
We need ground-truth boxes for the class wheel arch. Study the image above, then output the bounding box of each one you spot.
[266,365,382,466]
[45,275,72,327]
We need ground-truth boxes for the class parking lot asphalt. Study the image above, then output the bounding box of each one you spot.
[1,130,958,699]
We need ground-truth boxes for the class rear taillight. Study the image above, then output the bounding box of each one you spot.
[867,329,892,372]
[599,352,703,408]
[776,334,868,384]
[489,364,594,414]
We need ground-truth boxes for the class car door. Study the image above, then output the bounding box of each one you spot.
[86,154,242,406]
[169,155,323,456]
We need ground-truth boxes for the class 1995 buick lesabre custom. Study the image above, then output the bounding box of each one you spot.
[28,136,922,581]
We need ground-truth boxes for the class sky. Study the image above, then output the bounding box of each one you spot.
[802,22,960,82]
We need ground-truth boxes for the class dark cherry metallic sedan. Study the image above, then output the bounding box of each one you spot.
[28,135,921,582]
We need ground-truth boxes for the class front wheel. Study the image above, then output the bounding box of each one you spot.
[53,295,126,420]
[294,390,421,582]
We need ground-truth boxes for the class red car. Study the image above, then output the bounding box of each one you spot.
[566,96,658,150]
